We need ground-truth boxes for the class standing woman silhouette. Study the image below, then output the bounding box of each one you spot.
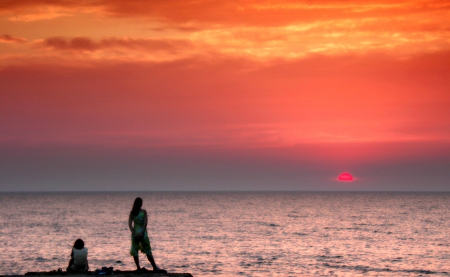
[128,197,164,272]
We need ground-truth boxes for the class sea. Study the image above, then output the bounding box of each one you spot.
[0,192,449,277]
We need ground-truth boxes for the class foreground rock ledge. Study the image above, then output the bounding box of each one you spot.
[1,271,193,277]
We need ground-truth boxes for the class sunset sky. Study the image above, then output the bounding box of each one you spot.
[1,0,450,191]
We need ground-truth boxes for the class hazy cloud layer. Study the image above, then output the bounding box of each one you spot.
[2,51,449,148]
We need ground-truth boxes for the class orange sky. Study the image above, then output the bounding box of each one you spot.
[1,0,450,191]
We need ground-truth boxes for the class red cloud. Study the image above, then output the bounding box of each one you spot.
[41,37,98,51]
[0,34,26,44]
[37,36,193,53]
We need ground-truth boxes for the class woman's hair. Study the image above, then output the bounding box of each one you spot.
[73,239,84,250]
[130,197,143,217]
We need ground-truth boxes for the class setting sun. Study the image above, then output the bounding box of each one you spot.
[338,172,354,182]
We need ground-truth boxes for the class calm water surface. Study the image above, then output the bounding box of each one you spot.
[0,192,449,276]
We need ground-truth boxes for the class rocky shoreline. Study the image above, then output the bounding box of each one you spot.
[0,270,193,277]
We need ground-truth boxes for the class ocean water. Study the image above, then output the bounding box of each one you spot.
[0,192,449,276]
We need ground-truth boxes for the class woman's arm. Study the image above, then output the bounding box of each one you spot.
[128,213,134,234]
[142,209,148,232]
[67,249,74,271]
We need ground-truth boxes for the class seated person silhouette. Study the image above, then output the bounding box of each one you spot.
[67,239,89,272]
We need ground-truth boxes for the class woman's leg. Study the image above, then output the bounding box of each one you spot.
[146,253,160,270]
[66,258,74,272]
[133,255,140,270]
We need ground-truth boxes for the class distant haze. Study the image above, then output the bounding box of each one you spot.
[1,1,450,191]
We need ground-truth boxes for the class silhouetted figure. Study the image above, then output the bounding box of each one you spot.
[67,239,89,272]
[128,197,164,272]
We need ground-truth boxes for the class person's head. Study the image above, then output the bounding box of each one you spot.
[73,239,84,250]
[131,197,143,216]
